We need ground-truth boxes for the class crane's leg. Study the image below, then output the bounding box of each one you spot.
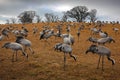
[21,49,28,59]
[47,39,51,45]
[64,53,66,71]
[29,47,34,54]
[24,46,27,52]
[4,34,8,40]
[6,34,9,39]
[102,56,104,71]
[12,51,15,62]
[97,55,101,69]
[78,36,79,42]
[77,33,80,42]
[15,51,17,61]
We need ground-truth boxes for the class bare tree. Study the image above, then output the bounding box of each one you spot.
[36,15,42,23]
[61,12,68,22]
[6,19,10,24]
[66,6,89,22]
[88,9,97,23]
[45,13,59,22]
[54,15,59,22]
[18,11,36,24]
[10,18,16,24]
[116,21,119,24]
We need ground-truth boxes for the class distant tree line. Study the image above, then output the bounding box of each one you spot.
[5,5,119,24]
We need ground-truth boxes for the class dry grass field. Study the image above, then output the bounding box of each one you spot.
[0,22,120,80]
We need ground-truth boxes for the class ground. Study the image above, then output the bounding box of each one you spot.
[0,22,120,80]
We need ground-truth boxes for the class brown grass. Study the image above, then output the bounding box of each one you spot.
[0,22,120,80]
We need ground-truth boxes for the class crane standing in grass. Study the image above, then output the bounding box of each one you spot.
[1,27,10,39]
[77,27,81,41]
[2,42,28,62]
[54,43,76,70]
[33,26,38,36]
[15,36,34,54]
[113,27,119,34]
[61,33,75,45]
[86,44,115,70]
[0,34,4,41]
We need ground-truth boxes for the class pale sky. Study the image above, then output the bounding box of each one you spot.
[0,0,120,24]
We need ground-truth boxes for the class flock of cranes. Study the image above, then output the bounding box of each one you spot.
[0,22,119,71]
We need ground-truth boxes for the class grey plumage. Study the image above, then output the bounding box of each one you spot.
[60,34,69,38]
[1,28,9,38]
[61,34,75,45]
[90,27,100,35]
[12,29,20,36]
[0,34,4,41]
[2,42,28,61]
[33,26,38,35]
[87,37,98,43]
[66,26,71,33]
[86,44,115,70]
[77,28,80,41]
[20,29,28,37]
[54,43,63,51]
[39,29,54,40]
[97,36,115,45]
[99,31,108,38]
[113,27,119,34]
[15,36,34,54]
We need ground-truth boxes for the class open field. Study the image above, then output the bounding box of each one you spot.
[0,22,120,80]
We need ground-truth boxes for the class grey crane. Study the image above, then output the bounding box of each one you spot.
[15,36,34,54]
[1,28,10,39]
[113,27,119,34]
[2,42,28,61]
[33,26,38,36]
[54,43,76,70]
[0,34,4,41]
[87,36,98,43]
[90,27,100,35]
[86,44,115,70]
[99,30,108,38]
[54,43,63,51]
[39,29,54,41]
[77,27,81,41]
[97,36,115,45]
[60,34,69,38]
[61,33,75,45]
[20,29,28,37]
[66,25,71,33]
[12,29,20,36]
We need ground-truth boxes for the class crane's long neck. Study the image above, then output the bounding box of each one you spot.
[21,49,28,58]
[107,56,115,65]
